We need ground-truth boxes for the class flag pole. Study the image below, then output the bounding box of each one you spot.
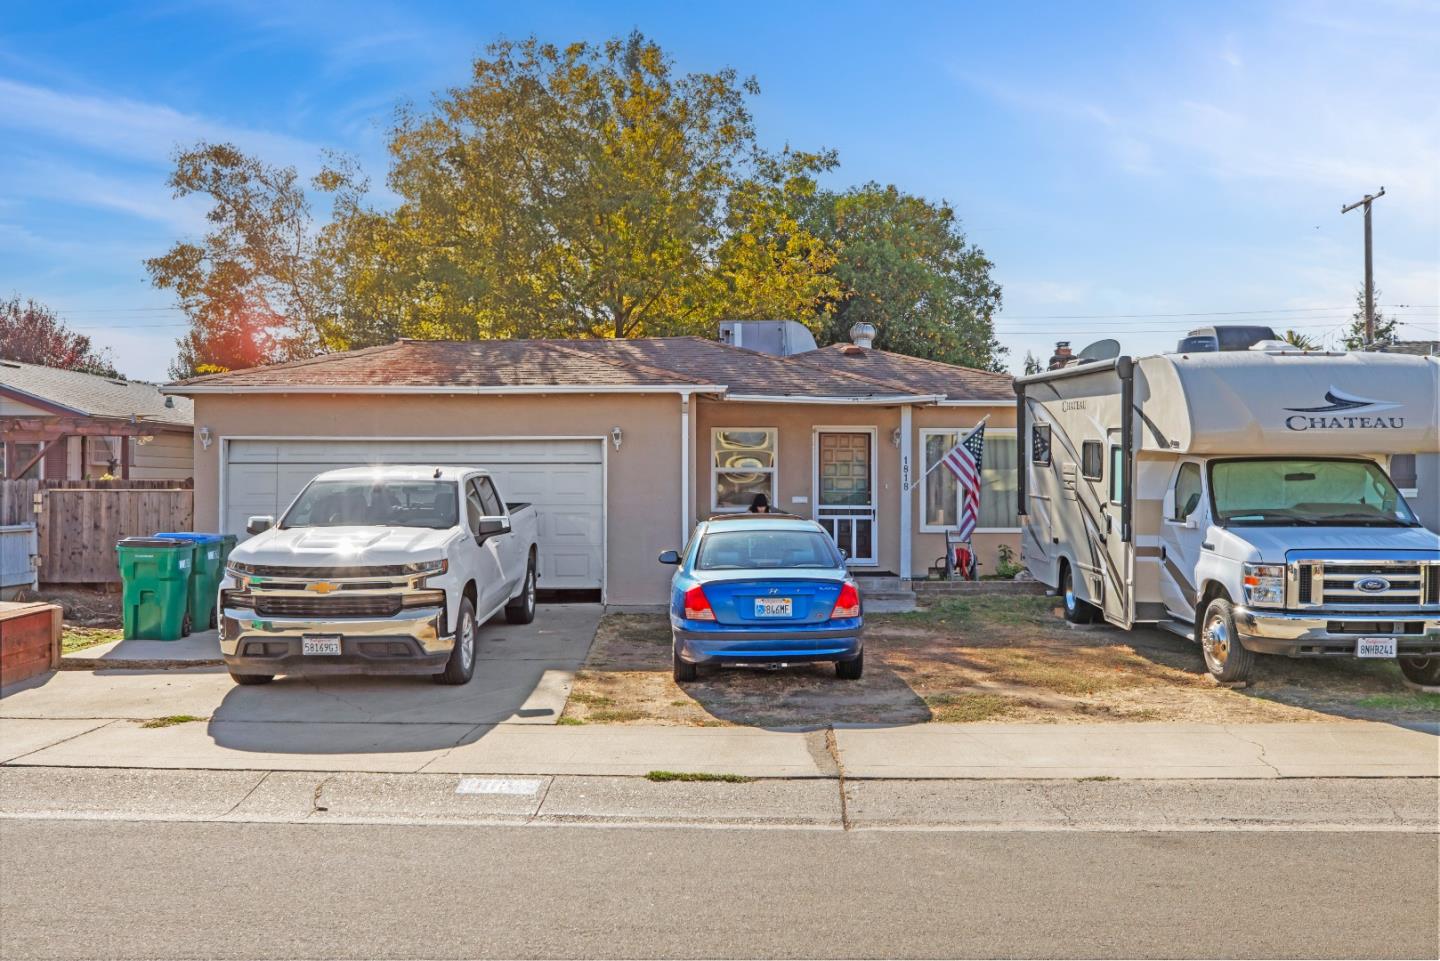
[921,414,990,478]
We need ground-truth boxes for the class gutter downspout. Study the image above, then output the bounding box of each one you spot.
[899,405,913,585]
[680,391,692,547]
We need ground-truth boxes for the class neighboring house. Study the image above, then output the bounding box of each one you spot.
[165,330,1020,605]
[1381,340,1439,532]
[0,360,194,482]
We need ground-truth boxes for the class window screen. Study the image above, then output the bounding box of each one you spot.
[1081,441,1103,480]
[1031,425,1051,466]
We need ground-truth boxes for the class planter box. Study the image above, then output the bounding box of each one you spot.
[0,602,61,687]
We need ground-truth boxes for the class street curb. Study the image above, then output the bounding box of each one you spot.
[57,657,224,671]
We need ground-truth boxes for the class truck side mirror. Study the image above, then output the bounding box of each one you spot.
[658,550,680,565]
[475,516,511,541]
[246,515,274,536]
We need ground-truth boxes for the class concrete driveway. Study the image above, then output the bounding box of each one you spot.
[1,605,602,757]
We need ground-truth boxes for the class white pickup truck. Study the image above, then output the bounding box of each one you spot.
[217,466,539,686]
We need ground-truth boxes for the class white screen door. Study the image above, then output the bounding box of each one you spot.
[816,431,876,565]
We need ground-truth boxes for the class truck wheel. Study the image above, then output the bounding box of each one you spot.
[1060,565,1097,624]
[835,650,864,680]
[1200,597,1255,683]
[505,554,537,625]
[1398,657,1440,687]
[229,672,273,686]
[673,643,698,683]
[434,596,477,685]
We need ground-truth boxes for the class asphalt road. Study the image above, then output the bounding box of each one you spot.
[3,818,1436,960]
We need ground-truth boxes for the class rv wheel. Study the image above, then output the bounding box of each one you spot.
[1200,598,1255,683]
[1060,565,1097,624]
[1397,657,1440,688]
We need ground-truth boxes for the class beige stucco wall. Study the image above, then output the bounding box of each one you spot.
[694,400,1020,580]
[188,392,685,605]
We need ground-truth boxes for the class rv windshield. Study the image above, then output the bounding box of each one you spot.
[1209,459,1419,528]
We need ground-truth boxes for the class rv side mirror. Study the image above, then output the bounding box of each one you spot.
[658,550,681,565]
[1162,490,1176,522]
[245,515,274,536]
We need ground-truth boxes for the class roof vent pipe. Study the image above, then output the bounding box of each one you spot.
[849,322,877,349]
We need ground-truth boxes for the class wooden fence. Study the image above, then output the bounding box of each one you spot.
[5,481,196,585]
[0,480,41,526]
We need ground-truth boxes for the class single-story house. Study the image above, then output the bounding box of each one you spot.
[166,330,1021,605]
[0,360,194,481]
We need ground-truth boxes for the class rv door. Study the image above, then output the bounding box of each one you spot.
[1100,429,1134,628]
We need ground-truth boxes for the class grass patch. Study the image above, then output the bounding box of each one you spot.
[888,594,1055,629]
[568,692,615,708]
[645,770,755,783]
[1077,775,1118,782]
[924,692,1017,722]
[140,714,205,729]
[586,709,650,723]
[61,626,122,654]
[1356,692,1440,712]
[555,716,585,726]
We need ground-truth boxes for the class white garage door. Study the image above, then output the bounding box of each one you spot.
[223,438,604,590]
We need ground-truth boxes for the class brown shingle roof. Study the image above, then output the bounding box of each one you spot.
[789,343,1014,401]
[168,336,1012,402]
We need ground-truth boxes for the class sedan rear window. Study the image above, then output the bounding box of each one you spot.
[696,530,841,570]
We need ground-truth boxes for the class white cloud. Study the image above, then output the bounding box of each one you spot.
[0,77,318,168]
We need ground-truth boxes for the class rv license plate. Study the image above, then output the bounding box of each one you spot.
[754,598,793,618]
[1356,637,1397,659]
[302,635,342,656]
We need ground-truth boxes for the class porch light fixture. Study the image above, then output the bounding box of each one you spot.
[198,427,213,450]
[891,427,902,448]
[610,426,623,451]
[136,434,155,446]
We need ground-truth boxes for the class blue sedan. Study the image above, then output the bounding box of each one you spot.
[658,516,864,682]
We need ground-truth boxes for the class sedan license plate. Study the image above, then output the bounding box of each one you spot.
[302,634,342,656]
[754,597,793,618]
[1356,637,1397,659]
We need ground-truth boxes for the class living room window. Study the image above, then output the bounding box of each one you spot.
[920,428,1019,532]
[711,428,777,512]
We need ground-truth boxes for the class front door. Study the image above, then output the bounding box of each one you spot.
[816,431,877,565]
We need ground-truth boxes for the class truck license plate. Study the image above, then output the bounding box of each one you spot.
[1356,637,1397,658]
[754,598,793,618]
[302,635,342,656]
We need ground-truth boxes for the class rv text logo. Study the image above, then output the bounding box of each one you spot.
[1283,387,1404,432]
[1355,577,1391,594]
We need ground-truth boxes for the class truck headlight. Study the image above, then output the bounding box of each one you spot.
[1243,564,1286,607]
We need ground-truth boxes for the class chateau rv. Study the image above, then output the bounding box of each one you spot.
[1015,344,1440,685]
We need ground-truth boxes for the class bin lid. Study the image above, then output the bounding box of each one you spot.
[153,531,223,543]
[117,537,188,548]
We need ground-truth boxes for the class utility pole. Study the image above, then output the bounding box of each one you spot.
[1341,186,1386,344]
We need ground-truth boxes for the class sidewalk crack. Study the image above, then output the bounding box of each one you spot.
[824,726,851,832]
[219,770,272,819]
[1226,727,1283,777]
[1,719,116,765]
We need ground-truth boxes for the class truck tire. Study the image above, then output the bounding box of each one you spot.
[434,596,477,686]
[1060,564,1098,624]
[505,553,537,625]
[835,650,864,680]
[672,643,698,683]
[1398,656,1440,687]
[229,672,273,686]
[1200,597,1255,683]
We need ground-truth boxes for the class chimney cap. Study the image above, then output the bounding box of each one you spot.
[848,321,877,349]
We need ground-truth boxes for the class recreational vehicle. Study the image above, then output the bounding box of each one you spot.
[1015,344,1440,685]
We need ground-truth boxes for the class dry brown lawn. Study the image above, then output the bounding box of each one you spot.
[562,597,1440,727]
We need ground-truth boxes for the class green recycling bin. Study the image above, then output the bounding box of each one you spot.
[116,537,194,640]
[155,532,224,630]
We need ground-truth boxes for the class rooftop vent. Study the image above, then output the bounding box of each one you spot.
[849,322,877,349]
[717,320,818,357]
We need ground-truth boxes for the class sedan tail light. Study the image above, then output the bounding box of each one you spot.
[829,582,861,619]
[683,585,716,621]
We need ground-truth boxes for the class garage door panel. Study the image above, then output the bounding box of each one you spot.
[224,439,605,591]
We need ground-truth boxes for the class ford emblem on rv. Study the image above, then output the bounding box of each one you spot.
[1355,577,1391,593]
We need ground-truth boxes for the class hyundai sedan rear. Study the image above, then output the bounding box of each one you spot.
[659,517,863,681]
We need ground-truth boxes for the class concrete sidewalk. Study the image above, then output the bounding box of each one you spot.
[2,716,1435,779]
[59,632,223,670]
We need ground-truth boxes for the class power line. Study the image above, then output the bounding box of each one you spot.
[994,304,1434,321]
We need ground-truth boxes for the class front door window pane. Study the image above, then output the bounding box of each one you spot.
[819,433,871,506]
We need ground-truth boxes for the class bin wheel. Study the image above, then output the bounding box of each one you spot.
[229,672,273,686]
[181,613,192,638]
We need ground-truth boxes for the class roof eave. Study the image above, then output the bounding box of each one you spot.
[722,393,946,405]
[162,383,729,396]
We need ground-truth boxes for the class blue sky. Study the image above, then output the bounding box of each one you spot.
[2,0,1437,381]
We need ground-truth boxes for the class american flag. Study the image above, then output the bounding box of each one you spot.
[941,422,986,541]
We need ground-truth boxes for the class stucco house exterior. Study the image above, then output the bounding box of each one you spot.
[165,333,1020,605]
[0,359,194,481]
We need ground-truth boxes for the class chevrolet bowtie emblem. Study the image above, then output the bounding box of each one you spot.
[307,581,340,594]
